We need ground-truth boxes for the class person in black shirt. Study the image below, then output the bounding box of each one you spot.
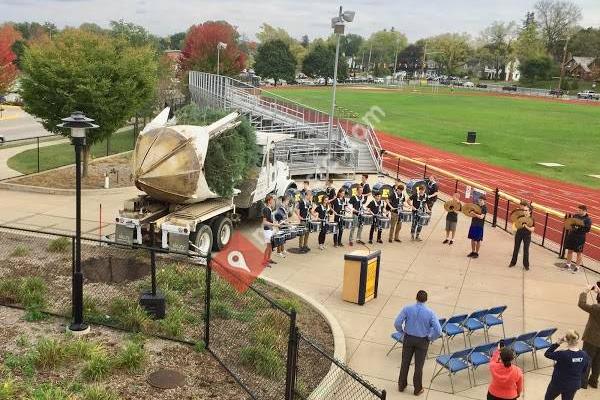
[564,205,593,274]
[426,175,439,210]
[368,192,386,244]
[360,174,371,200]
[296,191,313,252]
[262,195,279,267]
[544,330,589,400]
[408,186,430,241]
[509,202,535,270]
[325,179,336,205]
[313,196,329,250]
[274,195,290,258]
[467,196,487,258]
[387,181,405,243]
[443,192,460,245]
[331,188,347,247]
[300,181,310,196]
[348,186,364,246]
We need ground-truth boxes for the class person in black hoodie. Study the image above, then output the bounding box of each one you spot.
[544,330,590,400]
[564,205,592,274]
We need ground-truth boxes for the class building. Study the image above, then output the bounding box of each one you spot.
[565,56,598,81]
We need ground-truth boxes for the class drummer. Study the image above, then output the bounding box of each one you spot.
[348,186,364,246]
[325,179,336,205]
[408,185,430,242]
[274,195,290,258]
[262,194,280,267]
[331,188,347,247]
[387,180,405,243]
[300,180,311,196]
[313,195,329,250]
[367,192,386,244]
[426,175,439,210]
[360,174,371,200]
[295,191,313,252]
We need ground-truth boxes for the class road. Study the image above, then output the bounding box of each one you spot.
[0,106,53,142]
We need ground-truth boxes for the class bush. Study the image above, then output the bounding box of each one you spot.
[33,338,67,369]
[10,245,29,257]
[0,379,18,400]
[82,352,112,381]
[0,278,20,303]
[81,385,119,400]
[114,341,145,372]
[47,237,70,253]
[30,383,70,400]
[240,345,284,379]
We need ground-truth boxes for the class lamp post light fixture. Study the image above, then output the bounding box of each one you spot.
[327,6,355,179]
[216,42,227,76]
[58,111,98,335]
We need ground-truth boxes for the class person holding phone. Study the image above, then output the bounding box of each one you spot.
[544,330,589,400]
[579,283,600,389]
[487,342,523,400]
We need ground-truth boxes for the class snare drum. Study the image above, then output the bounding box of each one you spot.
[326,222,339,235]
[296,226,307,236]
[360,214,373,226]
[343,217,354,229]
[271,233,286,247]
[400,210,413,223]
[418,212,431,226]
[309,220,321,233]
[378,217,391,230]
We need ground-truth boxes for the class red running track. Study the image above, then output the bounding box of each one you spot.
[376,131,600,266]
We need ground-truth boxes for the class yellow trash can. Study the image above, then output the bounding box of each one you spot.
[342,250,381,305]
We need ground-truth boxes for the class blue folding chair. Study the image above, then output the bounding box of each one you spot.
[434,318,448,355]
[532,328,557,368]
[483,306,507,339]
[469,342,498,385]
[443,314,468,352]
[464,309,489,346]
[386,332,404,356]
[512,332,537,371]
[431,348,473,393]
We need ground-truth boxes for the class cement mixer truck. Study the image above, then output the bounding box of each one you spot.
[114,108,296,257]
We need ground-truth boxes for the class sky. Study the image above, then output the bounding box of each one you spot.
[1,0,600,42]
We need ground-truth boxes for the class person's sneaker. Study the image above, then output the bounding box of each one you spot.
[415,236,422,242]
[443,239,449,244]
[571,265,579,274]
[338,243,344,248]
[333,244,338,248]
[319,244,325,250]
[395,239,402,243]
[563,263,572,271]
[368,240,373,244]
[377,239,384,244]
[414,388,424,396]
[283,250,288,256]
[411,235,415,241]
[588,380,598,389]
[472,253,479,259]
[524,265,530,271]
[467,252,475,257]
[509,263,516,268]
[449,240,454,245]
[357,239,365,244]
[269,259,277,264]
[389,239,393,243]
[277,252,286,258]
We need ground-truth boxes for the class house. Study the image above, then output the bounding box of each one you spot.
[565,56,598,80]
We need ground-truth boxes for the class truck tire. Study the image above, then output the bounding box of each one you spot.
[211,216,233,251]
[192,224,213,258]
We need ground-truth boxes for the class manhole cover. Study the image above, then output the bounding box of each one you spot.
[147,369,186,389]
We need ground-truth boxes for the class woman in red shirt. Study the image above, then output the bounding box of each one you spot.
[488,345,523,400]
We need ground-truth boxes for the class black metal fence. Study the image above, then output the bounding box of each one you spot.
[0,225,386,400]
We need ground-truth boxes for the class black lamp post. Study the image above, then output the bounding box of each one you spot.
[58,111,98,334]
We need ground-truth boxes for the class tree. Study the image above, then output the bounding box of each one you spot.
[254,40,296,85]
[397,42,424,75]
[427,33,472,75]
[535,0,582,60]
[520,55,554,82]
[20,29,158,175]
[360,29,407,73]
[79,23,108,35]
[256,23,306,69]
[569,28,600,57]
[180,21,246,77]
[109,20,158,48]
[169,32,187,50]
[479,21,517,80]
[0,24,21,94]
[514,12,547,62]
[301,35,310,49]
[302,40,348,84]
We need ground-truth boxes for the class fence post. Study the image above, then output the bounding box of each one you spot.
[504,199,510,230]
[542,212,549,247]
[423,164,427,179]
[559,214,569,259]
[37,137,40,173]
[106,137,110,157]
[204,253,212,347]
[284,310,298,400]
[492,188,500,227]
[396,159,400,180]
[454,179,459,194]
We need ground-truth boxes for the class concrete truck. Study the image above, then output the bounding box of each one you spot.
[114,108,296,257]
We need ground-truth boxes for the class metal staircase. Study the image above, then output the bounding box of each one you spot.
[188,71,382,177]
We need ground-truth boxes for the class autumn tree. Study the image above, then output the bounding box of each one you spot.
[179,21,246,77]
[427,33,473,75]
[20,29,158,175]
[0,24,21,94]
[254,40,296,85]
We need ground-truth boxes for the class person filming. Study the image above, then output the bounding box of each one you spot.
[579,283,600,389]
[487,342,523,400]
[543,330,589,400]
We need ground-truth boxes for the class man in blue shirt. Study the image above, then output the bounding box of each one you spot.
[395,290,442,395]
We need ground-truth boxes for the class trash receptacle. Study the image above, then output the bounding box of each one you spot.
[467,131,477,143]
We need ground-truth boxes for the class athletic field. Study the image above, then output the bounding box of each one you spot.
[272,86,600,189]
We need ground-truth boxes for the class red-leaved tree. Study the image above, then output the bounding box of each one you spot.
[179,21,246,77]
[0,24,21,94]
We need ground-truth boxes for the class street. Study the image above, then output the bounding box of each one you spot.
[0,106,53,142]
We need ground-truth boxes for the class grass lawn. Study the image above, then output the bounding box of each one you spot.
[271,86,600,188]
[7,129,135,175]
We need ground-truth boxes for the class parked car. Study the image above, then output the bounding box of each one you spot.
[0,95,6,104]
[502,85,518,92]
[476,83,488,89]
[577,90,600,100]
[463,82,475,88]
[549,88,565,97]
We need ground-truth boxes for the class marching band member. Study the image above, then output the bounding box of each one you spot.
[443,192,461,245]
[300,180,311,196]
[467,195,487,258]
[325,179,336,205]
[274,195,290,258]
[331,188,347,247]
[408,185,430,242]
[368,192,386,244]
[426,175,439,210]
[360,174,371,200]
[563,205,592,274]
[348,185,364,246]
[509,201,534,270]
[387,180,405,243]
[262,195,279,267]
[296,190,313,253]
[313,195,329,250]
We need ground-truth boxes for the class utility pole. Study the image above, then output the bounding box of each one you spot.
[367,42,372,74]
[558,35,571,91]
[421,42,428,78]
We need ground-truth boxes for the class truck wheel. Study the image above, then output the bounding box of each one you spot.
[211,216,233,251]
[192,224,213,258]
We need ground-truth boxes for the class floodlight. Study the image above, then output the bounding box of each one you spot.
[217,42,227,50]
[331,17,341,28]
[342,10,355,22]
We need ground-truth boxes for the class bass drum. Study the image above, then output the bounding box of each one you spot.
[405,178,427,197]
[312,189,327,205]
[372,182,393,200]
[286,188,303,204]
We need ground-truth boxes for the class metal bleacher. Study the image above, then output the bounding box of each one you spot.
[188,71,382,177]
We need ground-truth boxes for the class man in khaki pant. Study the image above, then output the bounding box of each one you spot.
[387,181,405,243]
[579,284,600,389]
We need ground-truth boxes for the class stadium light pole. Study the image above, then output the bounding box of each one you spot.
[216,42,227,76]
[58,111,98,335]
[327,6,355,179]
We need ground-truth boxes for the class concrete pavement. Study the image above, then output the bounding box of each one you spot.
[0,106,52,141]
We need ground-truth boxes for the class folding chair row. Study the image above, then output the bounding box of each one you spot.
[442,305,508,352]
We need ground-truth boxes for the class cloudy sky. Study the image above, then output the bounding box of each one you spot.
[1,0,600,41]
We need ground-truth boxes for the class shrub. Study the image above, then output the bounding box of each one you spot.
[255,310,289,336]
[30,383,70,400]
[276,297,302,313]
[114,341,145,372]
[32,338,67,369]
[20,277,47,321]
[47,237,70,253]
[82,352,112,381]
[109,298,150,332]
[211,300,233,319]
[252,327,281,350]
[10,245,29,257]
[0,278,20,303]
[66,339,104,360]
[0,379,18,400]
[240,345,284,379]
[81,385,119,400]
[194,340,206,353]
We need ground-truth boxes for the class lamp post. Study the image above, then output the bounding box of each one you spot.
[327,6,355,179]
[216,42,227,76]
[58,111,98,335]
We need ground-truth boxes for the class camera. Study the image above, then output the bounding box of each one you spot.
[499,339,505,348]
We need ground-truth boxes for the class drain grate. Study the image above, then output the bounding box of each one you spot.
[147,369,186,389]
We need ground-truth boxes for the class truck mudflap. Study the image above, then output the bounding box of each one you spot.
[161,223,191,252]
[115,217,142,245]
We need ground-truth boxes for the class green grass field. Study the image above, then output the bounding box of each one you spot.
[272,86,600,188]
[7,129,135,175]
